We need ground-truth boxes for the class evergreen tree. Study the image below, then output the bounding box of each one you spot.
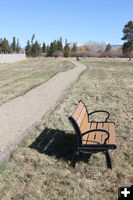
[52,40,58,52]
[26,35,42,57]
[16,38,21,53]
[25,40,31,57]
[42,42,46,53]
[122,41,132,59]
[31,34,35,47]
[47,40,57,56]
[57,37,63,52]
[71,42,77,52]
[1,38,12,54]
[122,20,133,41]
[122,20,133,59]
[64,39,70,57]
[105,43,111,51]
[31,41,42,57]
[11,37,16,52]
[46,45,49,53]
[0,38,2,53]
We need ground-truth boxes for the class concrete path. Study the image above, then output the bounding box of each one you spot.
[0,61,86,163]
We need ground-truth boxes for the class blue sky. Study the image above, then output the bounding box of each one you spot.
[0,0,133,47]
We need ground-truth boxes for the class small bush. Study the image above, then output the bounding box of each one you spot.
[52,51,64,58]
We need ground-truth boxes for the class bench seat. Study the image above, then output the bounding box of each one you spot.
[82,122,115,145]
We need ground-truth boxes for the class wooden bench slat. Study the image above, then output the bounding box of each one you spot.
[82,123,97,144]
[108,123,115,144]
[88,123,97,144]
[102,123,109,144]
[96,122,103,144]
[77,107,86,127]
[102,123,115,144]
[82,122,91,144]
[82,122,115,145]
[72,101,84,120]
[80,112,88,134]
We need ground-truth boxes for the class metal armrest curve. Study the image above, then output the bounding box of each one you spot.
[81,129,110,144]
[88,110,110,122]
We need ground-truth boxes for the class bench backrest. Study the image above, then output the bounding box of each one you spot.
[68,100,89,145]
[72,100,88,133]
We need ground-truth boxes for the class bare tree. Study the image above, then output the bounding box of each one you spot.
[84,41,106,52]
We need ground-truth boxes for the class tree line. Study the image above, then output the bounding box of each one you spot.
[0,37,21,54]
[24,20,133,59]
[25,35,77,57]
[0,20,133,59]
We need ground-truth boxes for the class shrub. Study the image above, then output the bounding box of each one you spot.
[71,51,90,57]
[101,50,124,58]
[52,51,64,58]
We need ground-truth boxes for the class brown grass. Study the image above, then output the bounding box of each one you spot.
[0,57,74,105]
[0,58,133,200]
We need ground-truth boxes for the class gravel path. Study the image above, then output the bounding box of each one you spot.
[0,61,86,163]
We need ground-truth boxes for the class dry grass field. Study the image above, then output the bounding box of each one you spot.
[0,58,133,200]
[0,58,74,105]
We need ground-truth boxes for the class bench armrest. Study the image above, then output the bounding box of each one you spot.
[81,129,110,144]
[88,110,110,122]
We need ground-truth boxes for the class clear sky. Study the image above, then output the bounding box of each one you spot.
[0,0,133,47]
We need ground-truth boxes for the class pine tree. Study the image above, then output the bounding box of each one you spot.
[105,43,111,51]
[0,38,2,53]
[122,20,133,41]
[46,45,49,53]
[11,37,16,52]
[31,41,42,57]
[122,20,133,59]
[47,40,57,56]
[16,38,21,53]
[71,42,77,52]
[57,37,63,52]
[122,41,132,60]
[31,34,35,47]
[1,38,12,54]
[64,39,70,57]
[42,42,46,53]
[25,40,31,57]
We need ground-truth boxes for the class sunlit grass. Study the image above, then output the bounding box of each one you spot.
[0,58,133,200]
[0,57,74,105]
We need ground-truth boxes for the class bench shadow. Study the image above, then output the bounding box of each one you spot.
[29,127,91,164]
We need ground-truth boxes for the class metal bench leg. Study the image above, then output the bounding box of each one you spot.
[105,150,112,169]
[70,150,80,168]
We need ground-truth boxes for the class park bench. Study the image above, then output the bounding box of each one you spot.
[68,100,117,169]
